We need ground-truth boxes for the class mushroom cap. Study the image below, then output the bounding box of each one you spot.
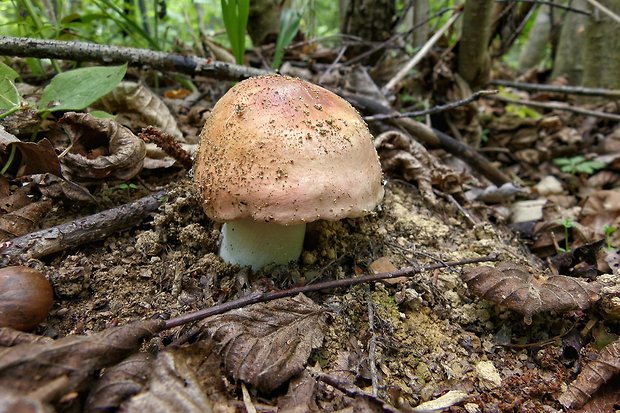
[194,75,384,225]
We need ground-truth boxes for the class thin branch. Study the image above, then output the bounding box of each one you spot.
[367,289,379,397]
[164,254,498,329]
[585,0,620,24]
[486,95,620,121]
[364,90,498,121]
[0,191,166,265]
[495,0,591,16]
[0,36,270,80]
[490,79,620,98]
[382,9,462,94]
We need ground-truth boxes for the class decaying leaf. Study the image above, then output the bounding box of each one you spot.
[375,130,462,205]
[0,389,53,413]
[122,341,229,413]
[559,339,620,409]
[0,319,164,400]
[461,262,601,323]
[277,370,320,413]
[0,327,54,347]
[59,112,146,183]
[200,293,326,393]
[0,198,52,242]
[0,129,61,177]
[30,173,96,203]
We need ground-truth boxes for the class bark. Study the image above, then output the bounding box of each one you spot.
[247,0,286,46]
[552,0,588,84]
[0,36,269,80]
[517,6,551,72]
[339,0,395,61]
[458,0,495,89]
[582,0,620,89]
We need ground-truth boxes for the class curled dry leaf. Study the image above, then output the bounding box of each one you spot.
[461,262,601,323]
[0,319,164,400]
[0,127,61,177]
[0,327,54,347]
[375,130,462,205]
[200,293,326,393]
[92,81,194,169]
[559,339,620,409]
[59,112,146,183]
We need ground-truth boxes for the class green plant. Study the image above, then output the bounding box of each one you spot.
[117,182,139,191]
[220,0,250,65]
[558,217,574,253]
[553,156,606,175]
[603,224,617,250]
[272,6,303,69]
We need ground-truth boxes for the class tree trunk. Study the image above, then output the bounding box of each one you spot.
[412,0,429,49]
[457,0,494,89]
[582,0,620,89]
[247,0,286,46]
[340,0,395,61]
[552,0,588,84]
[517,6,551,72]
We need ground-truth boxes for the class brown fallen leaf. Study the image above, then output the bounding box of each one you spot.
[461,262,601,323]
[0,319,164,401]
[58,112,146,183]
[0,389,53,413]
[200,293,326,393]
[0,129,61,178]
[0,199,52,242]
[0,327,53,347]
[277,370,320,413]
[122,341,229,413]
[559,339,620,409]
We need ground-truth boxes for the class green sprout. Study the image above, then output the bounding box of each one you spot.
[221,0,250,65]
[553,156,606,175]
[558,217,574,253]
[603,224,617,250]
[118,183,139,191]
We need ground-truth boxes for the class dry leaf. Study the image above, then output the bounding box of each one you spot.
[0,129,61,177]
[122,341,229,413]
[277,370,320,413]
[0,327,53,347]
[0,319,164,400]
[200,293,326,393]
[0,199,52,242]
[375,130,462,205]
[0,389,53,413]
[30,173,96,203]
[59,112,146,182]
[461,262,601,323]
[559,339,620,409]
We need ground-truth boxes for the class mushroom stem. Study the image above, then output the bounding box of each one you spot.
[219,219,306,271]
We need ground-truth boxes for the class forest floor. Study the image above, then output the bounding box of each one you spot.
[1,64,619,413]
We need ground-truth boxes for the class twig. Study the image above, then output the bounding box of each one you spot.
[486,95,620,121]
[585,0,620,24]
[433,189,480,226]
[489,79,620,98]
[317,46,347,85]
[382,9,462,94]
[495,0,590,16]
[163,254,498,329]
[0,191,166,265]
[367,292,379,397]
[364,90,498,121]
[0,36,270,80]
[341,91,512,186]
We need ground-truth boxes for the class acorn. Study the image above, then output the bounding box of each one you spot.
[0,266,54,331]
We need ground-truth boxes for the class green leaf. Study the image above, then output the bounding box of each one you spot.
[89,110,116,119]
[273,8,303,68]
[0,62,19,81]
[0,77,21,112]
[38,64,127,112]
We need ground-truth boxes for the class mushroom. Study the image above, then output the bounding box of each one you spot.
[193,75,384,270]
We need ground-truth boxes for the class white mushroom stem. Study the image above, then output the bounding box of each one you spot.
[219,219,306,271]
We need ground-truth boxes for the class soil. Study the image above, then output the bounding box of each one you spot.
[33,173,574,411]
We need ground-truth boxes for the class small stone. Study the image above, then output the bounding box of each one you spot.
[476,360,502,389]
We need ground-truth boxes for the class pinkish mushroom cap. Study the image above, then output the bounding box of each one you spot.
[194,75,384,225]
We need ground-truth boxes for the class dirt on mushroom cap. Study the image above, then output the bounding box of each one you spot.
[193,75,384,225]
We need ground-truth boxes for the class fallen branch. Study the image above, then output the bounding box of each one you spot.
[164,254,498,328]
[342,91,511,186]
[0,190,166,265]
[364,89,497,121]
[585,0,620,24]
[0,36,270,80]
[486,95,620,121]
[489,79,620,98]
